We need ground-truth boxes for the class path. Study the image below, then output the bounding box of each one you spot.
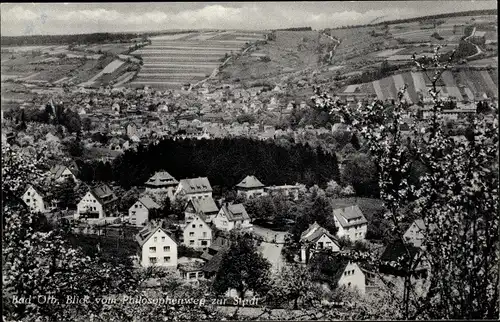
[464,26,484,59]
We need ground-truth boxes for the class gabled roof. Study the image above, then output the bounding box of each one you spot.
[145,171,179,187]
[379,240,421,263]
[220,204,250,221]
[178,177,212,194]
[187,197,219,214]
[333,205,367,228]
[49,164,77,180]
[236,175,265,189]
[90,184,118,205]
[300,222,338,245]
[137,196,161,210]
[202,249,228,273]
[135,225,177,247]
[23,184,48,198]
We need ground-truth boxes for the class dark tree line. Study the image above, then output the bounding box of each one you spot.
[78,138,340,190]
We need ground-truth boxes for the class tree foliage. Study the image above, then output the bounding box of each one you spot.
[312,46,499,319]
[213,234,272,298]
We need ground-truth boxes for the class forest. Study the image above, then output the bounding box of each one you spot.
[0,30,195,46]
[78,138,340,191]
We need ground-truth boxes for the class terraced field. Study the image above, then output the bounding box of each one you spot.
[345,69,498,102]
[128,31,266,89]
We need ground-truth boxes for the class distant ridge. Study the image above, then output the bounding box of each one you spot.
[331,9,498,30]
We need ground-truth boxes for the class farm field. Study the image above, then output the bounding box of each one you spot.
[129,31,266,89]
[218,30,334,85]
[342,68,498,102]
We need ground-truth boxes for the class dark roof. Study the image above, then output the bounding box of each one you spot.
[220,204,250,221]
[90,184,118,205]
[138,196,161,210]
[333,205,367,228]
[310,254,350,285]
[235,175,265,189]
[187,197,219,215]
[379,240,421,263]
[179,177,212,194]
[202,249,228,273]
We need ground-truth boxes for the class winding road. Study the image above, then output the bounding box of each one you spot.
[463,26,484,59]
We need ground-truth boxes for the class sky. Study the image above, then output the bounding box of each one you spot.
[0,1,497,36]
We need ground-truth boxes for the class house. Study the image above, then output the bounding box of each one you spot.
[403,218,425,247]
[112,103,120,114]
[182,214,213,250]
[125,122,139,138]
[144,171,179,201]
[129,196,161,227]
[184,197,219,223]
[22,185,51,213]
[135,225,178,268]
[175,177,213,201]
[75,184,118,220]
[178,258,206,281]
[379,240,429,278]
[212,203,252,231]
[264,184,301,200]
[235,175,266,199]
[201,247,228,279]
[300,222,340,263]
[332,205,368,242]
[323,258,366,295]
[49,164,79,182]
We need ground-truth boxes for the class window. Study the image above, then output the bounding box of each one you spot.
[164,256,171,263]
[192,224,196,228]
[149,247,156,253]
[135,204,138,208]
[189,232,194,237]
[154,237,157,242]
[149,257,157,264]
[162,237,165,242]
[26,198,31,203]
[199,224,203,228]
[202,232,207,237]
[189,240,195,245]
[201,240,208,246]
[188,272,197,279]
[163,246,170,252]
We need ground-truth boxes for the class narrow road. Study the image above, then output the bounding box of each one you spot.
[464,26,484,59]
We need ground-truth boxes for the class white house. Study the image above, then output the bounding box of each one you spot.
[235,175,265,199]
[212,203,252,231]
[184,197,219,224]
[22,185,50,213]
[332,259,366,294]
[300,222,340,263]
[49,164,78,183]
[175,177,213,201]
[144,171,179,201]
[129,196,161,226]
[403,218,434,248]
[135,225,178,268]
[333,205,368,242]
[75,184,118,221]
[182,214,213,250]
